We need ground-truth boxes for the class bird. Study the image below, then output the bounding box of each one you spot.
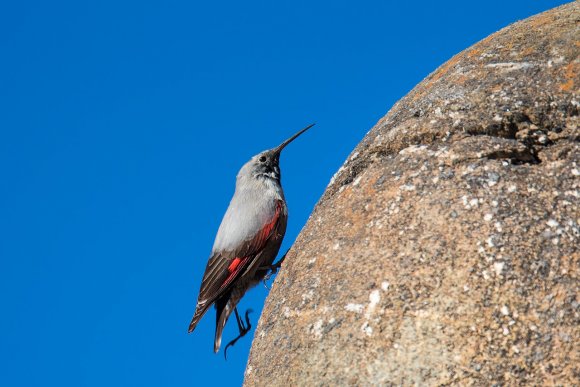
[188,123,314,357]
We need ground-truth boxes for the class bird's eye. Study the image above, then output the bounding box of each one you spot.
[259,156,266,163]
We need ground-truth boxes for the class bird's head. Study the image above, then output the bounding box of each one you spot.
[237,123,314,184]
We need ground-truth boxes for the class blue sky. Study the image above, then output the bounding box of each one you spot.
[0,1,568,385]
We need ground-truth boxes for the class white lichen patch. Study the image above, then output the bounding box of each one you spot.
[321,305,332,314]
[327,166,345,188]
[365,289,381,319]
[462,195,479,209]
[564,190,579,198]
[381,281,390,291]
[493,261,505,276]
[301,289,314,303]
[399,145,428,155]
[361,321,373,336]
[501,305,510,316]
[283,306,301,319]
[484,213,493,222]
[310,319,324,339]
[548,55,565,66]
[345,303,364,313]
[485,62,534,71]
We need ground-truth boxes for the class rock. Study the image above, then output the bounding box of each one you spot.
[245,3,579,386]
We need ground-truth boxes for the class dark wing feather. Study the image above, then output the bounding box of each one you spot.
[188,200,284,333]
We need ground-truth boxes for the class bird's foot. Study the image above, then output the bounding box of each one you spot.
[260,251,289,289]
[260,249,289,278]
[224,308,253,360]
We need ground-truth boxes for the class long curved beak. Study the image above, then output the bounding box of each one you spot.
[273,123,315,155]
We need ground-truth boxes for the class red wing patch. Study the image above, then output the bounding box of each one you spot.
[218,201,283,291]
[260,201,283,240]
[227,257,243,273]
[220,256,250,291]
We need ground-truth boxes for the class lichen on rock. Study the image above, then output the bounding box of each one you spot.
[245,3,579,386]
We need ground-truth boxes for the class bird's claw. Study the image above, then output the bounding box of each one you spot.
[259,250,289,290]
[269,252,287,274]
[260,250,288,276]
[224,309,253,360]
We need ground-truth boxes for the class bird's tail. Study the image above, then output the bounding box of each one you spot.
[214,296,235,353]
[214,286,247,353]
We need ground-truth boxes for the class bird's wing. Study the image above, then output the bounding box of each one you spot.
[188,200,284,333]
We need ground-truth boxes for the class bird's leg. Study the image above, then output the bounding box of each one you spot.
[269,250,288,274]
[260,249,289,286]
[224,308,253,359]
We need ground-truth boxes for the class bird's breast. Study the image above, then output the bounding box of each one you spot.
[211,188,285,253]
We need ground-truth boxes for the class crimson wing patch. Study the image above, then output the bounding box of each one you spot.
[188,200,284,333]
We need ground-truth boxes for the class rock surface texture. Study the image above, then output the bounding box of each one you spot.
[245,3,579,386]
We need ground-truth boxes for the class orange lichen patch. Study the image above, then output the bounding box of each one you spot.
[455,74,469,85]
[491,84,503,93]
[466,35,494,58]
[430,53,464,83]
[466,47,482,58]
[559,62,578,91]
[560,251,579,279]
[416,34,502,101]
[520,46,537,58]
[527,12,556,29]
[503,40,515,52]
[412,53,465,102]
